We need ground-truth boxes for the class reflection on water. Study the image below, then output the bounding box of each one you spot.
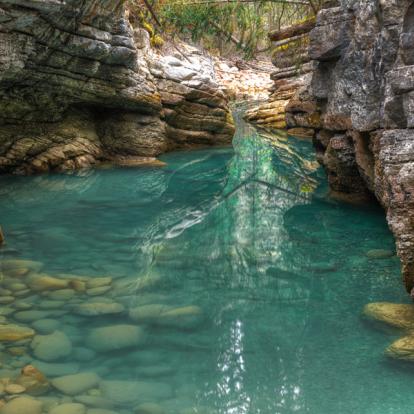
[0,110,410,414]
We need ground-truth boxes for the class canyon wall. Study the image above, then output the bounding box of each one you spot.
[307,0,414,291]
[0,0,234,174]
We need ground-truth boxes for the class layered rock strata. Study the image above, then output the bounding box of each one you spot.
[0,0,235,174]
[307,1,414,291]
[244,20,315,133]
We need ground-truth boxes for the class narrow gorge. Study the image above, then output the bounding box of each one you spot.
[0,1,414,414]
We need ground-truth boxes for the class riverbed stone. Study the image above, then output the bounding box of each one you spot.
[27,275,69,291]
[51,372,100,396]
[74,302,124,316]
[0,324,35,342]
[15,364,50,396]
[48,289,76,301]
[31,319,60,334]
[156,306,204,329]
[50,403,87,414]
[363,302,414,330]
[87,410,119,414]
[32,361,80,377]
[5,383,26,394]
[31,331,72,361]
[86,325,146,352]
[100,380,173,405]
[1,260,43,272]
[366,249,395,259]
[129,304,170,324]
[74,395,114,409]
[86,286,112,296]
[86,278,112,289]
[14,311,51,323]
[134,402,165,414]
[0,397,43,414]
[386,335,414,361]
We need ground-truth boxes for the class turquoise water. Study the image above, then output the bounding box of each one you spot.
[0,111,411,414]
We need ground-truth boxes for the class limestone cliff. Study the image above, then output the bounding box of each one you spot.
[0,0,235,174]
[308,0,414,292]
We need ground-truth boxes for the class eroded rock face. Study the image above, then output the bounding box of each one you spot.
[0,0,234,174]
[308,0,414,291]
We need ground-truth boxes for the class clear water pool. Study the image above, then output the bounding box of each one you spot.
[0,111,410,414]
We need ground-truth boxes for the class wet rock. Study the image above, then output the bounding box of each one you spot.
[86,287,111,296]
[74,395,114,409]
[4,384,25,394]
[363,303,414,330]
[74,302,124,317]
[50,403,86,414]
[31,319,60,334]
[27,275,69,292]
[157,306,204,330]
[31,361,80,377]
[135,402,165,414]
[0,396,43,414]
[31,331,72,362]
[48,289,76,301]
[86,410,119,414]
[86,325,146,352]
[86,278,112,289]
[0,297,15,305]
[366,249,394,259]
[129,305,170,324]
[386,335,414,361]
[0,324,35,342]
[15,365,49,396]
[51,372,100,396]
[0,260,43,273]
[100,380,172,405]
[14,311,51,323]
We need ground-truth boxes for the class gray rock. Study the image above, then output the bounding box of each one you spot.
[51,372,100,396]
[31,331,72,362]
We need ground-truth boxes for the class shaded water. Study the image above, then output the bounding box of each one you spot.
[0,111,411,413]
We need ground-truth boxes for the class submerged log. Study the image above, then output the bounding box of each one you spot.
[268,18,316,42]
[0,226,4,245]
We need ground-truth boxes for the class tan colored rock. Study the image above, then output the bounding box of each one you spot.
[86,277,112,289]
[51,373,100,396]
[386,335,414,361]
[0,324,35,342]
[0,397,43,414]
[16,365,49,396]
[5,384,25,394]
[363,302,414,330]
[27,275,69,291]
[0,260,43,272]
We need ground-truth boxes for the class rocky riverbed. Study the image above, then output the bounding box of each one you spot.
[0,258,208,414]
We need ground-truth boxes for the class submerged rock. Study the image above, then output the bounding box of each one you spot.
[0,324,35,342]
[363,303,414,330]
[100,380,172,405]
[386,335,414,361]
[31,361,80,377]
[31,331,72,362]
[51,372,100,396]
[49,403,86,414]
[73,302,125,316]
[86,325,146,352]
[27,275,69,291]
[135,402,165,414]
[31,319,60,334]
[366,249,395,259]
[0,397,43,414]
[0,259,43,272]
[16,364,50,396]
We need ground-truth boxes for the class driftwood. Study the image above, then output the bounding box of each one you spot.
[268,18,315,42]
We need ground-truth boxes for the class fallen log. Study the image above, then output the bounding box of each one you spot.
[268,18,316,42]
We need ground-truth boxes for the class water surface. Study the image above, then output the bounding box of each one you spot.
[0,111,410,414]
